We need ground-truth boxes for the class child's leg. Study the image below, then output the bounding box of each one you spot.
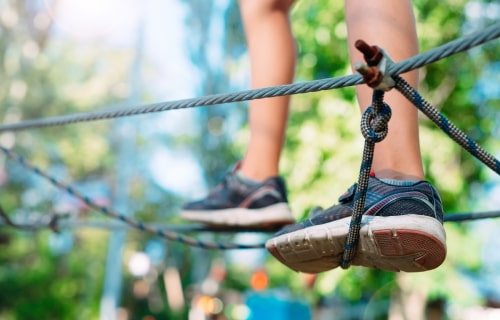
[238,0,296,181]
[345,0,424,181]
[180,0,297,227]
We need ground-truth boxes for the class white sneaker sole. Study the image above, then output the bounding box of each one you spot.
[180,203,295,227]
[266,214,446,273]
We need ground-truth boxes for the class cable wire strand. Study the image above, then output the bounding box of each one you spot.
[0,22,498,133]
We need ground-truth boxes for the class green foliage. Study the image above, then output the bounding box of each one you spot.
[0,0,498,318]
[0,229,107,319]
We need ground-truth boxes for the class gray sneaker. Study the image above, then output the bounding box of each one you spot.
[181,166,295,228]
[266,176,446,273]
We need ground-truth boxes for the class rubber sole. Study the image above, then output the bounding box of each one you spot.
[265,214,446,273]
[180,203,295,227]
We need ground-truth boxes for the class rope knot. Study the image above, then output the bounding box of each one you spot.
[361,103,392,143]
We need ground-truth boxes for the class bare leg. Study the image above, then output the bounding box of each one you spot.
[180,0,297,227]
[345,0,424,180]
[238,0,296,181]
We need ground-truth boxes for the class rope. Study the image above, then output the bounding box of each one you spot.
[0,213,282,233]
[389,22,500,76]
[340,90,391,269]
[0,22,498,133]
[394,76,500,175]
[0,145,265,250]
[3,211,499,232]
[444,211,500,222]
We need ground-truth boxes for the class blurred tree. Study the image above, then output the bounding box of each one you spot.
[0,0,498,319]
[0,0,177,318]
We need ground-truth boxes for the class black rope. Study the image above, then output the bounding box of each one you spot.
[340,90,391,269]
[1,210,499,234]
[0,218,283,233]
[394,76,500,176]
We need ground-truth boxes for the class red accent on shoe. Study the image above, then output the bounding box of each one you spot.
[232,161,242,173]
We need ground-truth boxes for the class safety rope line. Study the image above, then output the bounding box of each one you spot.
[0,22,498,133]
[388,22,500,76]
[340,90,391,269]
[0,214,282,233]
[394,76,500,175]
[0,146,265,250]
[3,210,500,232]
[444,211,500,222]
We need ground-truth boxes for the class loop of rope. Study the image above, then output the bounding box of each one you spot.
[360,102,391,143]
[0,22,498,133]
[388,22,500,77]
[2,209,500,232]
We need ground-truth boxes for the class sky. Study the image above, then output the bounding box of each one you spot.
[45,0,234,198]
[46,0,198,100]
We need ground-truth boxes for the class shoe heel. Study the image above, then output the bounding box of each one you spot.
[373,229,447,271]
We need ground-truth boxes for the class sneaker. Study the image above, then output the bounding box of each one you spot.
[266,176,446,273]
[180,167,295,228]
